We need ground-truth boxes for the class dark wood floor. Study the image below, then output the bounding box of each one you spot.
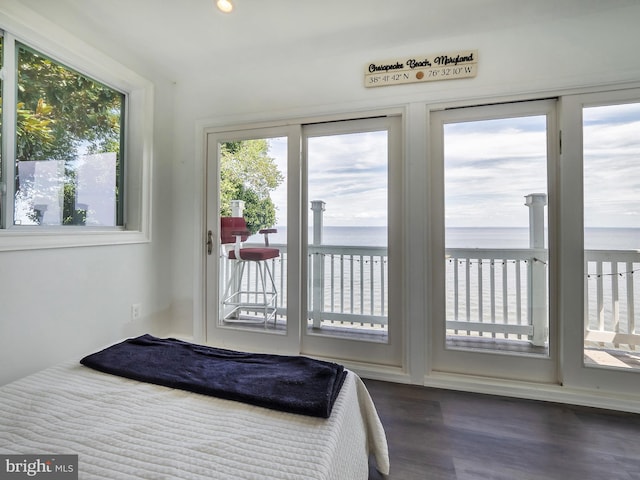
[364,379,640,480]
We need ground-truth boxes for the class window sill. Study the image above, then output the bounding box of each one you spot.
[0,228,150,252]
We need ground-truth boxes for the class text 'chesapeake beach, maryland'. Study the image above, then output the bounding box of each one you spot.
[365,50,477,87]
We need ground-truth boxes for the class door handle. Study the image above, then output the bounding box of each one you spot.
[207,230,213,255]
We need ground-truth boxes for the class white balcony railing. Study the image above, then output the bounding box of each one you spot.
[220,197,640,349]
[308,244,388,328]
[220,244,388,331]
[222,244,640,350]
[585,249,640,347]
[445,247,548,344]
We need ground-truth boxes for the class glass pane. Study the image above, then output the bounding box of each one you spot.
[14,44,124,226]
[444,115,549,355]
[218,137,287,332]
[306,130,388,343]
[583,102,640,370]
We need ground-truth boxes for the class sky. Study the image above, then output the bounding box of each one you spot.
[583,102,640,228]
[267,131,388,228]
[444,115,548,229]
[264,101,640,231]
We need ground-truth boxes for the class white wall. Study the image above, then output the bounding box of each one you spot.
[170,4,640,342]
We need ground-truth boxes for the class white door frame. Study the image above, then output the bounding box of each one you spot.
[429,100,559,384]
[559,88,640,395]
[204,125,302,355]
[300,116,405,368]
[202,116,405,369]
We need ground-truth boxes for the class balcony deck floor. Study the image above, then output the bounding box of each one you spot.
[448,335,640,370]
[222,317,640,369]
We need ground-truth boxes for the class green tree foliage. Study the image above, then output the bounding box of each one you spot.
[220,140,283,235]
[13,44,123,224]
[16,45,122,162]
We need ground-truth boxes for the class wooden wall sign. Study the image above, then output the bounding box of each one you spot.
[365,50,477,88]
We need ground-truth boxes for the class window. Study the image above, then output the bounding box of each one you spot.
[12,43,124,227]
[443,112,550,354]
[430,100,558,385]
[0,26,153,250]
[583,100,640,371]
[305,127,390,342]
[204,116,404,367]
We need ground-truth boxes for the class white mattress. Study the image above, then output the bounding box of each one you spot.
[0,361,389,479]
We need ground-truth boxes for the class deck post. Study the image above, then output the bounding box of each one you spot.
[230,200,245,217]
[311,201,326,328]
[525,193,548,346]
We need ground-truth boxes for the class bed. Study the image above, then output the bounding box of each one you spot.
[0,336,389,479]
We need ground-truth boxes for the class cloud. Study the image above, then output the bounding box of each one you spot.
[583,105,640,227]
[266,101,640,231]
[306,131,388,226]
[266,131,389,227]
[444,116,547,227]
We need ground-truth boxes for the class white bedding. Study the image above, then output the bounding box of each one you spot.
[0,361,389,479]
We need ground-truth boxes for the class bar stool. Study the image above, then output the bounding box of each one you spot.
[220,217,279,325]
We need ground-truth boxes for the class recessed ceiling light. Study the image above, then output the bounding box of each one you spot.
[216,0,234,13]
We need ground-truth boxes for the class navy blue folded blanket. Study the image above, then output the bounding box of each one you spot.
[80,334,347,418]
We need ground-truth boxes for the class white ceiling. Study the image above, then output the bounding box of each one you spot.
[16,0,638,83]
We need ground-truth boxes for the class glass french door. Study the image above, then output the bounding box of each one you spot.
[560,89,640,395]
[205,117,403,368]
[430,100,558,383]
[205,125,301,354]
[583,101,640,371]
[301,117,403,367]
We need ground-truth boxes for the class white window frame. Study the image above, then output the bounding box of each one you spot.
[428,100,558,384]
[0,9,153,251]
[559,88,640,396]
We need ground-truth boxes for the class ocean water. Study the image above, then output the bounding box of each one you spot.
[251,226,388,247]
[245,225,640,338]
[254,226,640,250]
[448,227,640,250]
